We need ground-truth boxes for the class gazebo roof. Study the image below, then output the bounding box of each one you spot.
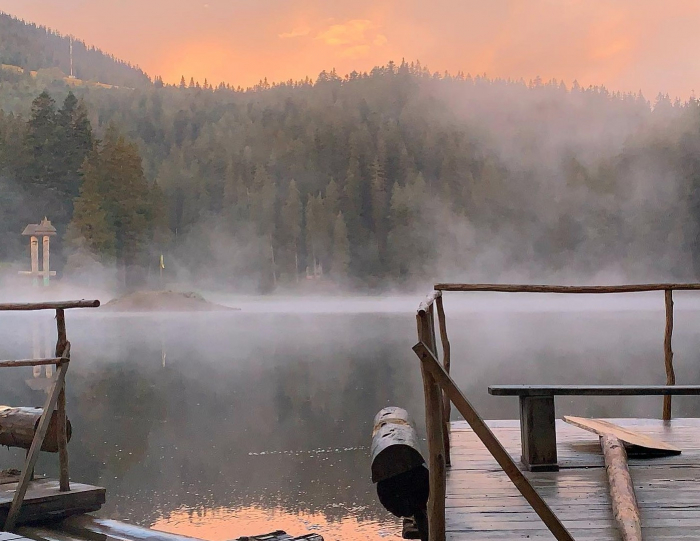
[22,218,56,236]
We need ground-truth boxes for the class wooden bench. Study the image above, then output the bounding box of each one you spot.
[488,385,700,471]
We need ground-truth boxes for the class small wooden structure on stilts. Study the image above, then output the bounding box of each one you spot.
[18,219,57,287]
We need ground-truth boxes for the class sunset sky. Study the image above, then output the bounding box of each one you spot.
[0,0,698,98]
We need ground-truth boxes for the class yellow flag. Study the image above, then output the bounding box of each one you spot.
[160,254,165,269]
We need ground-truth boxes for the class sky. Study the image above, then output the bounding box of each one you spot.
[0,0,698,99]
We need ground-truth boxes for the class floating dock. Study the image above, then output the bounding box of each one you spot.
[447,418,700,539]
[0,474,104,526]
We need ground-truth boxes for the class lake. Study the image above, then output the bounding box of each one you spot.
[1,293,700,540]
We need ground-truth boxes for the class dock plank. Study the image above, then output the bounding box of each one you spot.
[446,418,700,540]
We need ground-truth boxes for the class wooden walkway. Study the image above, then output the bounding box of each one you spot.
[447,418,700,540]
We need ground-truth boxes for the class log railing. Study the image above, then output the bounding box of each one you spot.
[0,300,100,531]
[414,283,699,541]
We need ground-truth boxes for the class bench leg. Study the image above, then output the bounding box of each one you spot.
[519,396,559,472]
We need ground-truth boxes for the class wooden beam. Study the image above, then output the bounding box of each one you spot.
[417,290,441,314]
[0,359,65,368]
[663,290,675,421]
[0,301,99,312]
[435,295,451,467]
[434,283,700,293]
[601,434,642,541]
[56,312,69,493]
[412,342,574,541]
[489,384,700,396]
[416,312,446,541]
[4,360,69,531]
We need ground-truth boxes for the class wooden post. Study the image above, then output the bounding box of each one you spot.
[435,296,451,467]
[55,310,70,492]
[42,236,50,287]
[663,290,675,421]
[4,360,69,531]
[600,434,642,541]
[416,309,446,541]
[30,236,39,287]
[413,342,574,541]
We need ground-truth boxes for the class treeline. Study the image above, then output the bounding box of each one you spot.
[0,12,151,88]
[3,61,700,289]
[0,91,165,284]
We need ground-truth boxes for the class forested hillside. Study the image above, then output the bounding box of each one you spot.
[0,12,151,88]
[2,28,700,291]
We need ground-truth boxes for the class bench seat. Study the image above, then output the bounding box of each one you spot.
[488,385,700,471]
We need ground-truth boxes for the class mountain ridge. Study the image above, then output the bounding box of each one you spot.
[0,11,152,88]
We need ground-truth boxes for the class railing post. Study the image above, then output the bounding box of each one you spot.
[663,290,675,421]
[417,301,446,541]
[55,309,70,492]
[435,295,451,467]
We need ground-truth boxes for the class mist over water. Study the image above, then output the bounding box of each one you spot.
[1,293,700,539]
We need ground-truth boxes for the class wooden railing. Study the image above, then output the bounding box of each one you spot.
[414,283,700,541]
[0,300,100,531]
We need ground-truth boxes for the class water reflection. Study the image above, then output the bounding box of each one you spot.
[0,297,698,539]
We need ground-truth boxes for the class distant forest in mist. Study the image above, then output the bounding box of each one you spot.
[1,12,700,291]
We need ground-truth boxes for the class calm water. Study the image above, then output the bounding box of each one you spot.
[1,294,700,540]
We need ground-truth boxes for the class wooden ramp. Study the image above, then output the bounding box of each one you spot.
[447,418,700,540]
[0,474,104,526]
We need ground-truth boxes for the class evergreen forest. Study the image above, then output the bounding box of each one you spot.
[2,12,700,291]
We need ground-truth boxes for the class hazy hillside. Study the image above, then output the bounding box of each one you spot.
[0,12,151,88]
[1,15,700,292]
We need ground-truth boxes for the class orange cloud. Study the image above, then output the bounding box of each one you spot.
[314,19,387,60]
[279,26,310,39]
[316,19,376,46]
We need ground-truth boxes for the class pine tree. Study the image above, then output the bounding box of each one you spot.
[98,124,152,278]
[281,179,302,280]
[331,212,350,279]
[65,152,116,259]
[370,154,388,258]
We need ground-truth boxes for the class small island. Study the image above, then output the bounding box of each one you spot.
[101,290,238,312]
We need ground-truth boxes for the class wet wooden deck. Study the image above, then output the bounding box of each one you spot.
[0,474,104,526]
[447,418,700,540]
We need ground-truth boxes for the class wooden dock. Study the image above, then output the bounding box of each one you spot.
[447,417,700,540]
[0,474,104,526]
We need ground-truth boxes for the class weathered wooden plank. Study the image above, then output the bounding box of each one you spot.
[446,417,700,539]
[489,385,700,396]
[434,283,700,293]
[564,416,681,454]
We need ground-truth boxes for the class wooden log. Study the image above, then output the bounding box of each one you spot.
[371,407,424,482]
[435,295,451,467]
[0,406,71,452]
[663,289,675,421]
[434,283,700,293]
[417,290,441,314]
[0,301,100,312]
[412,342,574,541]
[416,311,446,541]
[0,359,64,368]
[600,434,642,541]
